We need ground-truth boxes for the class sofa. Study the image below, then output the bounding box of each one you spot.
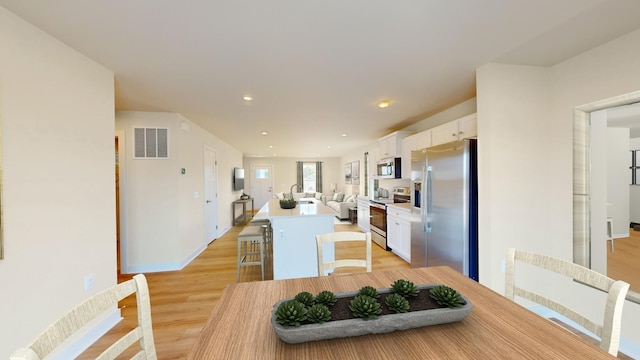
[274,191,357,220]
[323,192,358,220]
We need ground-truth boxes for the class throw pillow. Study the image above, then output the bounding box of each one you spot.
[337,193,345,202]
[332,192,342,201]
[314,192,323,200]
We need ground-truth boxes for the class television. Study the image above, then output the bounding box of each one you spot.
[233,167,245,191]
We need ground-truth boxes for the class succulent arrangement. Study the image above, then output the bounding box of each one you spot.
[391,279,420,298]
[274,281,467,328]
[429,285,466,308]
[279,198,296,209]
[385,293,410,313]
[349,295,383,320]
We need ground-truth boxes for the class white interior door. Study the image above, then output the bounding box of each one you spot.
[204,146,218,243]
[250,164,273,209]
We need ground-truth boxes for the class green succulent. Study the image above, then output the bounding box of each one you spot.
[358,285,379,299]
[349,295,382,320]
[294,291,315,307]
[429,285,466,308]
[307,304,332,324]
[315,290,337,307]
[391,279,420,298]
[275,300,308,327]
[385,293,410,313]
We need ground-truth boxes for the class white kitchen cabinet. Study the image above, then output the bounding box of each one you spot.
[378,131,414,159]
[401,130,432,179]
[357,196,370,233]
[386,205,411,263]
[458,113,477,139]
[367,147,379,179]
[414,129,432,149]
[431,113,477,147]
[401,136,415,180]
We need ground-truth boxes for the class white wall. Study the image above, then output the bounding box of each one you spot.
[0,7,115,358]
[477,27,640,343]
[116,111,243,273]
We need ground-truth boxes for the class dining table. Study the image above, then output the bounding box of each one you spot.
[187,266,613,359]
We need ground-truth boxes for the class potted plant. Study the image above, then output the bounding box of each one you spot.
[279,198,296,209]
[271,280,472,344]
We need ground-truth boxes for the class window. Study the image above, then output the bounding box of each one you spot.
[255,168,269,179]
[302,162,316,192]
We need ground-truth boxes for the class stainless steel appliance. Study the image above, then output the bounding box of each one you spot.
[376,157,402,178]
[410,139,478,281]
[369,201,387,249]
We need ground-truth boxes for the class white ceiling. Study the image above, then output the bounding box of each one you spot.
[2,0,640,157]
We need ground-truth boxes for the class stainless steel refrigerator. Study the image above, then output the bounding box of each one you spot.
[410,138,478,281]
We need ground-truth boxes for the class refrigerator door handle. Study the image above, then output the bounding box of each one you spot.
[425,165,432,233]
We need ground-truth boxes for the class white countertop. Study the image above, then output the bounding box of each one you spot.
[254,198,335,219]
[385,202,411,210]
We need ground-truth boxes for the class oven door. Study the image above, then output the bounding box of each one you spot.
[369,203,388,250]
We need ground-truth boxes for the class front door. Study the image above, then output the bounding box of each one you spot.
[250,164,273,209]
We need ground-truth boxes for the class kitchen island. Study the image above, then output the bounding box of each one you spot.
[253,198,335,279]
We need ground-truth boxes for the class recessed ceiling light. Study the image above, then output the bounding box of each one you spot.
[261,131,268,135]
[341,133,348,137]
[327,146,332,149]
[243,95,253,101]
[377,100,391,109]
[269,145,273,148]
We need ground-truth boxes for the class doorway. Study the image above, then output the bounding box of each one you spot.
[115,130,128,274]
[573,90,640,296]
[250,164,274,209]
[204,146,218,244]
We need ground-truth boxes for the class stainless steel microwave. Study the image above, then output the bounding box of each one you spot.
[376,157,401,178]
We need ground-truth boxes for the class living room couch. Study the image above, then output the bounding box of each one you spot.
[273,191,357,220]
[323,193,357,220]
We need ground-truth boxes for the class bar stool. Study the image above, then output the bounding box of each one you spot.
[251,219,272,257]
[237,225,266,282]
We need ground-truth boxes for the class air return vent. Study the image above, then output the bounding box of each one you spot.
[134,127,169,159]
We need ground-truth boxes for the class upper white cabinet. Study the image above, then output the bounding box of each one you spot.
[401,130,431,179]
[378,131,414,159]
[431,113,477,147]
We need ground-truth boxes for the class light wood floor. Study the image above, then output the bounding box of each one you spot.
[607,228,640,292]
[79,222,409,359]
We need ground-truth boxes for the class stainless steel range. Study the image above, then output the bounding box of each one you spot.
[369,187,410,250]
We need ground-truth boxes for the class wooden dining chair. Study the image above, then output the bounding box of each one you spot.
[316,231,372,276]
[10,274,157,360]
[505,248,629,356]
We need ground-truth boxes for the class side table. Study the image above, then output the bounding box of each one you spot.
[348,207,357,224]
[233,198,254,225]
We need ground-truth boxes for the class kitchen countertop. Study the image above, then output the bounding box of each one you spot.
[253,198,334,219]
[386,202,411,210]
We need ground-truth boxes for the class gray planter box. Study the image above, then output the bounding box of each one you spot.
[271,284,473,344]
